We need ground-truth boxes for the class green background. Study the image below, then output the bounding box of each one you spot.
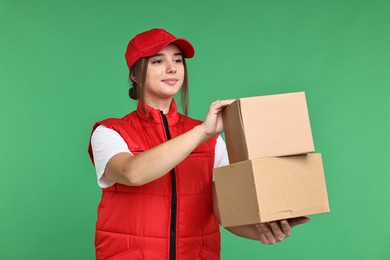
[1,0,389,259]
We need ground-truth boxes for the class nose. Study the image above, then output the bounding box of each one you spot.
[166,61,177,74]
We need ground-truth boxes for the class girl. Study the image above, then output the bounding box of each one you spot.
[88,28,308,260]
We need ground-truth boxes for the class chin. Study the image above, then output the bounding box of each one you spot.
[163,89,181,97]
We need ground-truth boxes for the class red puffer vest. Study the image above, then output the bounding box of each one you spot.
[88,100,220,260]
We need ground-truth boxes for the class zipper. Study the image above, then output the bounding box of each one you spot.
[161,111,177,260]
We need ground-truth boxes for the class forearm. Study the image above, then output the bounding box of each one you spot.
[225,225,261,241]
[224,218,309,245]
[107,124,212,185]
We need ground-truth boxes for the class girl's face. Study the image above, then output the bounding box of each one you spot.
[143,44,185,104]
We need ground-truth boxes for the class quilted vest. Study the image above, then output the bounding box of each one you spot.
[88,100,220,260]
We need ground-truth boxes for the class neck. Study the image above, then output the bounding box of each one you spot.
[144,97,173,114]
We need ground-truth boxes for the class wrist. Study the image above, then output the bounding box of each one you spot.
[194,124,213,142]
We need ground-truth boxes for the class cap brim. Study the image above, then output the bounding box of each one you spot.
[126,37,195,69]
[169,38,195,58]
[141,38,195,59]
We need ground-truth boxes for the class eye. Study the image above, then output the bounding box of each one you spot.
[174,58,183,63]
[151,59,163,64]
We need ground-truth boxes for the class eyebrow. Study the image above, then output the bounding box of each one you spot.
[150,52,183,58]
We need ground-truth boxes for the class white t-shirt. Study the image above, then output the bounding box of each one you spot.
[90,125,229,188]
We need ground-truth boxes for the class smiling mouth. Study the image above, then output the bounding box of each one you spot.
[162,79,178,85]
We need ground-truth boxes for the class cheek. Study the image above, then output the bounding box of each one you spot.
[178,66,185,77]
[144,75,159,89]
[145,67,162,79]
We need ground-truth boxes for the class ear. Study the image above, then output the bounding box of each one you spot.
[130,72,137,83]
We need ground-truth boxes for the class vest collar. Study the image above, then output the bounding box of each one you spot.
[136,99,181,125]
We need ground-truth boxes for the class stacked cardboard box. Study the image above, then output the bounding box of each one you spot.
[214,92,330,227]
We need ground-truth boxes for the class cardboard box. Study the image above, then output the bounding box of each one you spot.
[214,153,329,227]
[222,92,315,163]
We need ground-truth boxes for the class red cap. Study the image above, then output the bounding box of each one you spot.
[125,28,195,69]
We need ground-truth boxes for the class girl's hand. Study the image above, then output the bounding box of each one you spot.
[255,217,310,245]
[201,99,235,137]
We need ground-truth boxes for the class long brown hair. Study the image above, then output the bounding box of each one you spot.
[128,57,189,116]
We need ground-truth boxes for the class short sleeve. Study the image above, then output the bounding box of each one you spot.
[90,125,132,188]
[214,135,229,168]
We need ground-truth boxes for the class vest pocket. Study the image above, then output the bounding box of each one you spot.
[200,245,220,260]
[107,248,144,260]
[95,231,144,260]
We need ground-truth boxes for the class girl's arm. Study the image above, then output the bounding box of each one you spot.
[104,100,234,186]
